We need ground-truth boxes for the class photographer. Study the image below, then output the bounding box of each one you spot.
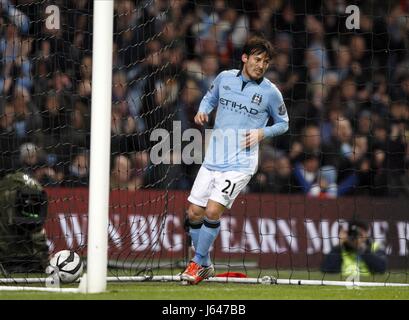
[321,220,387,277]
[0,172,48,274]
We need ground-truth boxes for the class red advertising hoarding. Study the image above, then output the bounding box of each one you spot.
[45,188,409,269]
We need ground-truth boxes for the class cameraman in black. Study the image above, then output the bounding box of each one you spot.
[0,172,49,274]
[321,220,387,277]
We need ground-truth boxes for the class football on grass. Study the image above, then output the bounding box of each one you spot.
[48,250,83,283]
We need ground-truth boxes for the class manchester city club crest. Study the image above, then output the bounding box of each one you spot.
[251,93,262,105]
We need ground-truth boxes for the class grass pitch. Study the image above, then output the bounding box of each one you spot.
[0,282,409,300]
[1,269,409,300]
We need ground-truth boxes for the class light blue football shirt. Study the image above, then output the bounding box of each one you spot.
[199,69,289,174]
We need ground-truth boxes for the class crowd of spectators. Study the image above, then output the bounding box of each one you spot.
[0,0,408,198]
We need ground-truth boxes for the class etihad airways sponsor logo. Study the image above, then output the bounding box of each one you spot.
[219,98,259,115]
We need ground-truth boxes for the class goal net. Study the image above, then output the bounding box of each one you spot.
[0,0,409,291]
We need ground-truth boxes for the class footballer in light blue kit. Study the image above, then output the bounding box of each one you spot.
[181,36,289,284]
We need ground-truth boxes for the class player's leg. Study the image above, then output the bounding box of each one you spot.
[191,199,224,282]
[186,166,214,257]
[183,203,216,281]
[187,171,252,284]
[182,200,223,284]
[192,200,225,267]
[182,166,214,282]
[186,203,205,257]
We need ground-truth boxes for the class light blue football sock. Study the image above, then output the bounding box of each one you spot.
[189,219,212,266]
[189,220,202,250]
[192,218,220,266]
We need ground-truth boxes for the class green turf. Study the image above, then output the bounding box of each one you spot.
[0,282,409,300]
[1,269,408,300]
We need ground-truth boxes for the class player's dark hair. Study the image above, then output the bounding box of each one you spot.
[241,36,274,64]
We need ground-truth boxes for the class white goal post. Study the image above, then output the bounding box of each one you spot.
[85,0,114,293]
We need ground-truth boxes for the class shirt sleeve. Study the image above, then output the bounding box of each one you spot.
[198,72,223,114]
[263,88,289,138]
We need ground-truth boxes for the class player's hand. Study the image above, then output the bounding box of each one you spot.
[243,129,264,148]
[194,112,208,126]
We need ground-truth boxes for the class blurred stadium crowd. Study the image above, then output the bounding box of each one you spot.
[0,0,408,197]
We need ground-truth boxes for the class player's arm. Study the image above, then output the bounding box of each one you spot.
[263,89,289,138]
[194,72,222,126]
[244,90,289,148]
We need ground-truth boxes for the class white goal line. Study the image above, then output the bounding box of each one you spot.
[0,275,408,289]
[0,285,80,293]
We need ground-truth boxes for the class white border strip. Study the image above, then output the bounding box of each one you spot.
[0,275,408,290]
[274,278,409,287]
[0,286,79,293]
